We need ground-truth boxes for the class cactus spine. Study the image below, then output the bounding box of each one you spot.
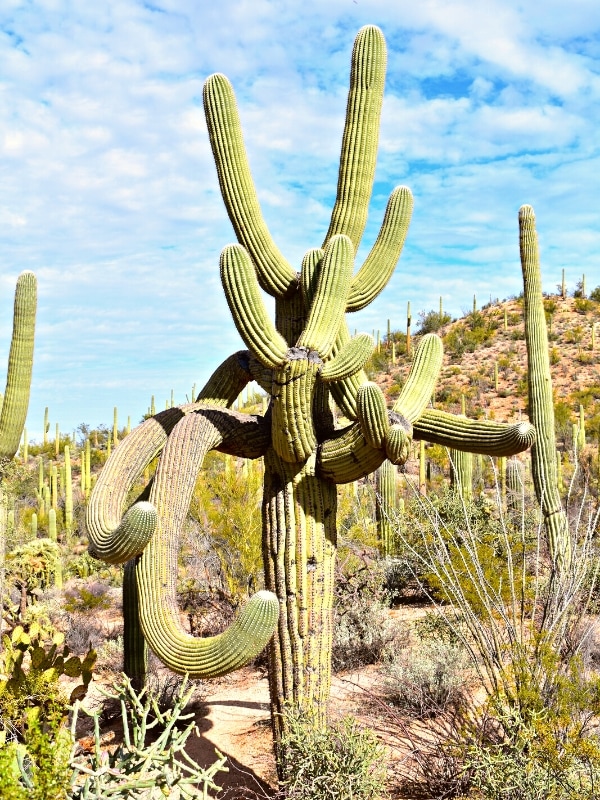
[519,205,569,567]
[85,28,536,760]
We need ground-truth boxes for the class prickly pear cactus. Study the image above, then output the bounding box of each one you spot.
[86,26,535,752]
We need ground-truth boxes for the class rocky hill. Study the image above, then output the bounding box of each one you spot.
[373,292,600,447]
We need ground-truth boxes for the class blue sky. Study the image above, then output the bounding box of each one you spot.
[1,1,599,440]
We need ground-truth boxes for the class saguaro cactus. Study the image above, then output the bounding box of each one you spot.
[0,272,37,645]
[86,27,535,751]
[519,205,569,567]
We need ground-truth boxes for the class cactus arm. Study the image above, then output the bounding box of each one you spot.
[271,354,320,463]
[297,235,353,357]
[317,422,385,483]
[393,333,443,422]
[519,204,569,565]
[323,25,386,252]
[300,248,324,306]
[414,409,535,456]
[347,186,414,311]
[137,410,278,677]
[357,382,389,448]
[196,350,253,406]
[85,407,186,564]
[0,272,36,463]
[221,244,288,368]
[320,333,373,382]
[327,323,366,419]
[203,73,297,298]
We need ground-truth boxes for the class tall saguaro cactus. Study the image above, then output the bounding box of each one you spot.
[86,27,535,751]
[0,272,37,645]
[519,205,569,567]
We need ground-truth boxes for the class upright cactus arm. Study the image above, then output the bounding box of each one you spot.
[393,334,443,422]
[323,25,386,252]
[221,244,288,368]
[414,409,535,456]
[347,186,414,311]
[519,204,569,566]
[203,73,297,298]
[0,271,36,463]
[297,235,354,357]
[136,410,278,677]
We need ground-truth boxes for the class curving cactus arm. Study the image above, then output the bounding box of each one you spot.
[136,410,278,677]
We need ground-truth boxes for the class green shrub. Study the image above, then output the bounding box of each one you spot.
[63,582,112,613]
[383,638,470,717]
[279,708,389,800]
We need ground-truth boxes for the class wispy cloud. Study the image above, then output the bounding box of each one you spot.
[0,1,598,438]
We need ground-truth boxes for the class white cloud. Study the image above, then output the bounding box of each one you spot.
[0,1,597,437]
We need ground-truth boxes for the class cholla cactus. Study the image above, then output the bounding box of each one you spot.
[86,26,535,749]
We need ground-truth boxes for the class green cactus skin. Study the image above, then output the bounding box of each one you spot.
[0,272,36,647]
[450,449,473,502]
[519,204,569,567]
[86,27,537,754]
[64,444,73,533]
[375,459,396,556]
[506,457,524,520]
[123,558,147,692]
[0,273,36,465]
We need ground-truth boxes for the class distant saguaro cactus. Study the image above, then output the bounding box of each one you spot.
[0,272,37,645]
[86,27,535,755]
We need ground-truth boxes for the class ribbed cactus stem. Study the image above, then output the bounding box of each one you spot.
[406,301,412,356]
[375,459,396,556]
[419,439,426,496]
[51,463,58,511]
[577,404,586,452]
[64,445,73,533]
[506,458,524,520]
[43,406,49,446]
[450,448,473,502]
[519,204,569,567]
[123,558,147,691]
[30,512,37,538]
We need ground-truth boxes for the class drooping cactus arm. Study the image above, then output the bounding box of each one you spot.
[414,409,535,456]
[323,25,386,252]
[221,244,288,368]
[519,204,568,565]
[86,406,186,563]
[136,409,278,677]
[0,271,36,463]
[87,405,271,565]
[203,73,297,298]
[196,350,253,406]
[327,323,366,420]
[347,186,414,311]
